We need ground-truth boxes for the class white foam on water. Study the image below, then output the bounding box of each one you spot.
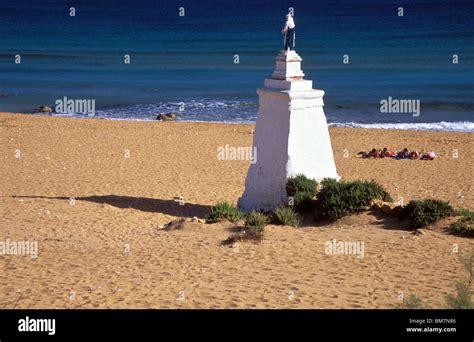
[329,121,474,133]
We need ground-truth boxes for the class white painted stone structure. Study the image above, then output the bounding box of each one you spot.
[238,49,340,212]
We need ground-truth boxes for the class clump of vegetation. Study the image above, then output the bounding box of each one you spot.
[454,209,474,221]
[398,294,426,309]
[314,178,393,221]
[222,210,268,245]
[285,176,393,221]
[245,210,268,236]
[401,199,454,228]
[286,174,318,195]
[450,209,474,237]
[362,180,394,203]
[205,201,245,223]
[285,175,318,213]
[445,281,473,309]
[451,217,474,237]
[271,206,300,227]
[445,249,473,309]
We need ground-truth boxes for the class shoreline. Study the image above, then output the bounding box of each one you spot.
[6,112,474,132]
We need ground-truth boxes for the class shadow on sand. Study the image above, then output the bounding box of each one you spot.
[12,195,211,218]
[366,209,413,230]
[11,195,416,231]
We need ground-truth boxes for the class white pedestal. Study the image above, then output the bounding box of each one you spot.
[238,50,339,212]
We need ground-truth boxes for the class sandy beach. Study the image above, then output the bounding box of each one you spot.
[0,112,473,308]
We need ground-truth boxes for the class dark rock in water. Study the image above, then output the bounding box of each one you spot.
[157,112,178,121]
[0,93,9,97]
[38,105,54,113]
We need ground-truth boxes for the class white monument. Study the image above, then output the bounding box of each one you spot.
[238,14,339,212]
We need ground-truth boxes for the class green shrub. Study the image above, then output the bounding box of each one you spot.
[398,294,425,309]
[451,217,474,237]
[286,174,318,196]
[205,201,245,223]
[314,178,393,221]
[271,206,300,227]
[445,249,474,309]
[219,210,269,245]
[361,180,393,202]
[445,280,473,309]
[454,209,474,220]
[291,192,315,213]
[244,210,268,236]
[286,175,317,213]
[402,199,454,228]
[314,179,346,221]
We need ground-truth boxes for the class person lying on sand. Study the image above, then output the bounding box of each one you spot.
[358,148,380,158]
[358,148,435,160]
[408,150,420,159]
[396,148,410,159]
[381,147,396,158]
[420,151,437,160]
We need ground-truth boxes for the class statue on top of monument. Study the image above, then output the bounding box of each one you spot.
[281,13,295,51]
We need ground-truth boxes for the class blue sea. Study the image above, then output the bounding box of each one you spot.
[0,0,473,131]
